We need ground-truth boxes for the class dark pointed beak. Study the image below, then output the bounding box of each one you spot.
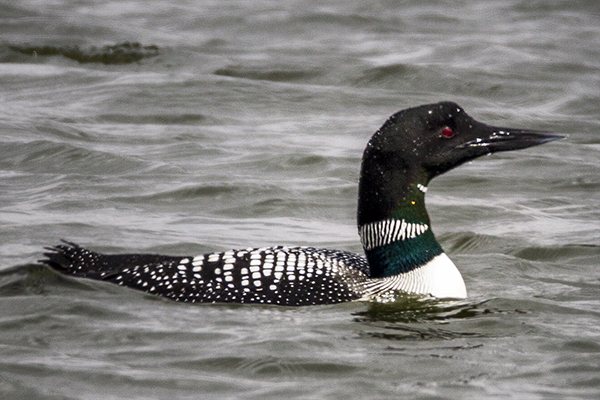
[459,126,564,153]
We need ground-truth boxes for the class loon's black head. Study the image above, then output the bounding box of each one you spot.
[358,101,562,226]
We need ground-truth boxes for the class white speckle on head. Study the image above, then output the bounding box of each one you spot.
[417,183,428,193]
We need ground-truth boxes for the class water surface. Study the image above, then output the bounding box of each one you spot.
[1,1,599,398]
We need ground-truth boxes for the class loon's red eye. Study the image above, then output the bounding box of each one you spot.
[442,127,454,138]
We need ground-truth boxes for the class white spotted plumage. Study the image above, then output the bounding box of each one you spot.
[44,241,466,305]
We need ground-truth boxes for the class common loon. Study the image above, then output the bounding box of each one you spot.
[42,102,561,306]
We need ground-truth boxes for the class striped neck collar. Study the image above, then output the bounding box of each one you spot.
[358,217,443,279]
[359,219,430,251]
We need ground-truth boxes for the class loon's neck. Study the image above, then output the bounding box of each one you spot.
[358,180,442,279]
[357,180,466,299]
[356,137,466,298]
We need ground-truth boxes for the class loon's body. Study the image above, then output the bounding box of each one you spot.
[42,102,561,306]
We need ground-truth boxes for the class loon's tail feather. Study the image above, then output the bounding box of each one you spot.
[41,240,105,277]
[40,240,181,281]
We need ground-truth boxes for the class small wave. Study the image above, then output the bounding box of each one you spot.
[353,63,417,86]
[98,113,209,125]
[134,184,242,202]
[512,243,600,263]
[8,42,159,65]
[214,66,322,83]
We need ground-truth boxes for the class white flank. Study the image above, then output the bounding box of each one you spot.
[363,253,467,299]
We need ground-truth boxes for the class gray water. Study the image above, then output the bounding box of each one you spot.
[1,1,599,399]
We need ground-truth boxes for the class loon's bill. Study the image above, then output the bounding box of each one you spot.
[41,102,562,306]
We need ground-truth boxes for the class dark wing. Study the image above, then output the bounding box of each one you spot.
[41,242,370,306]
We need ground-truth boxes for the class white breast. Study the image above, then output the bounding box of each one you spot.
[363,252,467,300]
